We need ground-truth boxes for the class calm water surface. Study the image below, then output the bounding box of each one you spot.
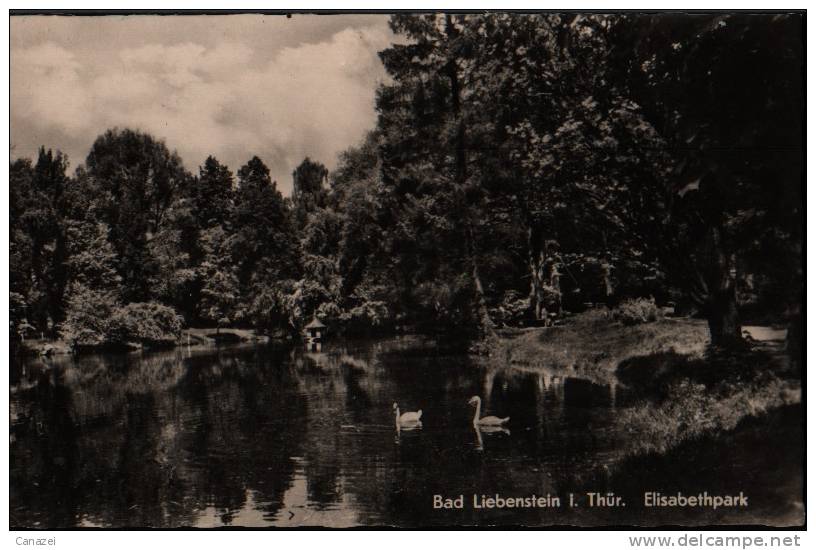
[9,338,803,527]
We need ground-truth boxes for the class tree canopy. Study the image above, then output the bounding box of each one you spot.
[9,13,803,350]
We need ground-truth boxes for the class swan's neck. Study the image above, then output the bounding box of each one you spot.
[473,398,481,424]
[394,407,400,425]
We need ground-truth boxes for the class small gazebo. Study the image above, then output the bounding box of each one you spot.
[304,316,326,342]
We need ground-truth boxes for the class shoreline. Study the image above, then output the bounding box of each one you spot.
[16,327,279,357]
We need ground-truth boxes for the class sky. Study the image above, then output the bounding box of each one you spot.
[11,14,394,195]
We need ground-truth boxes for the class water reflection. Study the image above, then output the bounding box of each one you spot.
[9,339,801,527]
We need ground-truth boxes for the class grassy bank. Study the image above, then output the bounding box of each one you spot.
[574,405,805,527]
[495,310,710,382]
[495,309,801,460]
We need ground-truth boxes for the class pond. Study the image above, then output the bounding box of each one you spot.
[9,338,804,528]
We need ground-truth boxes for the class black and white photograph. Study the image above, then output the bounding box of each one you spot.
[8,9,805,529]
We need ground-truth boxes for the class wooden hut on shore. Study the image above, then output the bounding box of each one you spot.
[304,316,326,351]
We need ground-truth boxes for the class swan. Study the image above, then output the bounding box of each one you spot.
[468,396,509,427]
[393,403,422,428]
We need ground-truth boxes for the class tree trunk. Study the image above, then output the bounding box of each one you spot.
[444,15,493,341]
[601,260,614,307]
[529,254,547,321]
[471,250,496,340]
[548,261,562,317]
[704,226,743,348]
[528,227,547,321]
[708,283,741,347]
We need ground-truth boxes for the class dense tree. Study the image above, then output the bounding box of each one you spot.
[60,284,121,347]
[193,156,233,230]
[610,13,804,345]
[330,132,391,301]
[10,149,72,333]
[9,14,803,349]
[197,226,242,329]
[232,156,299,283]
[229,156,301,330]
[63,220,121,294]
[465,14,671,320]
[85,128,192,302]
[291,157,329,232]
[377,14,496,337]
[146,199,199,319]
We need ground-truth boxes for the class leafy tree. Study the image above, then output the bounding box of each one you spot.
[146,199,200,319]
[329,133,397,332]
[109,302,183,346]
[193,156,233,229]
[611,13,804,346]
[232,156,299,281]
[9,148,73,332]
[291,157,329,231]
[377,14,494,337]
[231,156,300,329]
[459,14,670,321]
[63,220,122,293]
[10,158,36,331]
[85,128,192,302]
[330,132,388,296]
[197,226,242,328]
[60,284,120,347]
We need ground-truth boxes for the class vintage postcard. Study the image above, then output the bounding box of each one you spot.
[9,10,805,529]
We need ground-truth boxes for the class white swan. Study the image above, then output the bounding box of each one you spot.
[468,396,509,427]
[393,402,422,428]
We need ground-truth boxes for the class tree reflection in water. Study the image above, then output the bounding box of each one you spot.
[10,339,802,527]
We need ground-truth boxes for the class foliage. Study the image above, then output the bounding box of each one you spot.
[109,302,184,346]
[60,284,121,347]
[610,14,804,345]
[619,376,799,456]
[10,149,71,333]
[490,290,530,326]
[292,157,329,231]
[197,226,242,326]
[193,156,233,229]
[8,13,804,349]
[85,128,193,303]
[232,156,299,285]
[64,220,122,293]
[61,286,183,348]
[611,297,663,326]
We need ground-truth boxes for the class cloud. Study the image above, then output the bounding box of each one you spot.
[11,23,392,194]
[11,42,91,134]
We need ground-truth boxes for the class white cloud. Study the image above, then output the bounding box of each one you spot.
[11,42,92,134]
[11,24,392,194]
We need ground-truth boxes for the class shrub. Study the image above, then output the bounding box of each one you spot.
[490,290,530,325]
[619,376,800,455]
[612,297,662,325]
[342,300,392,333]
[60,284,120,346]
[110,302,184,346]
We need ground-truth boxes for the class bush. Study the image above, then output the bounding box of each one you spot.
[411,274,480,336]
[62,290,183,349]
[110,302,183,346]
[612,297,662,325]
[60,284,120,346]
[619,376,799,455]
[341,300,392,334]
[490,290,530,326]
